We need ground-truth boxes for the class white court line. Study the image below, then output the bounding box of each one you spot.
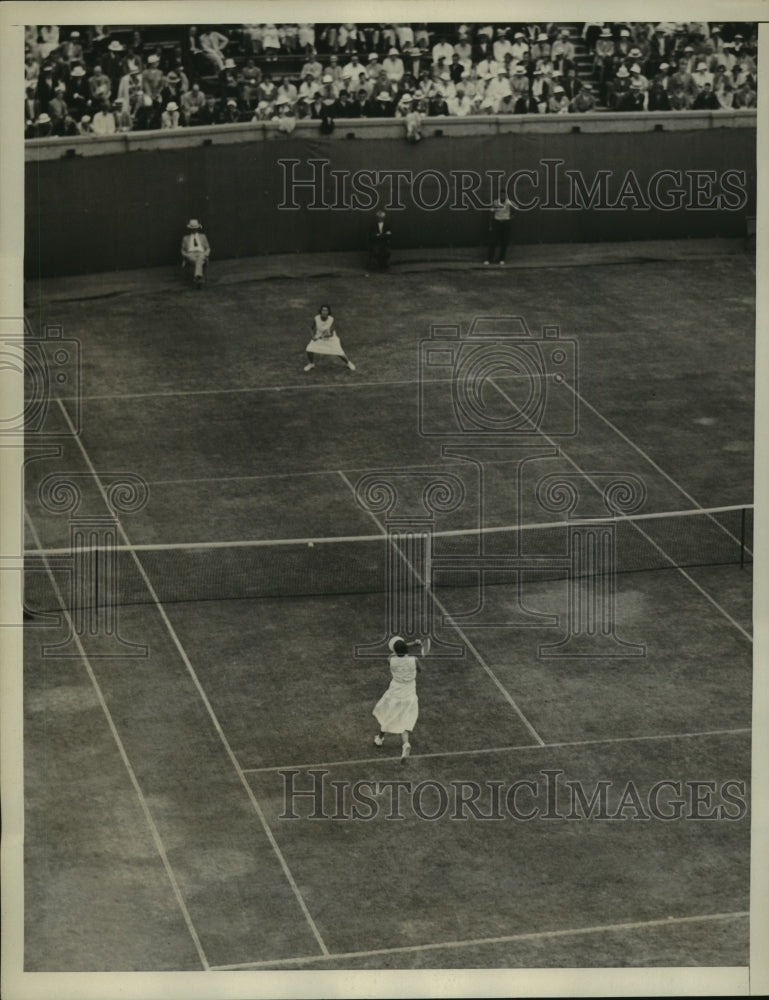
[566,382,753,554]
[149,457,472,487]
[54,398,330,959]
[489,380,753,644]
[337,470,545,746]
[209,910,749,970]
[24,512,211,971]
[24,504,753,557]
[242,726,751,775]
[61,375,455,402]
[62,370,561,403]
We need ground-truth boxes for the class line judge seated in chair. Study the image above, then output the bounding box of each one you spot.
[181,218,210,287]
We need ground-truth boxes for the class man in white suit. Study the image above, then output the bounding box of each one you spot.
[181,219,210,287]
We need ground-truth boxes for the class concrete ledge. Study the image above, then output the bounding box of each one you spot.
[25,110,758,161]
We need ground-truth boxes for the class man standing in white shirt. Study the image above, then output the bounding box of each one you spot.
[484,196,514,266]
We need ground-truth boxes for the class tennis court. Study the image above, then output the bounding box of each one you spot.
[22,240,753,971]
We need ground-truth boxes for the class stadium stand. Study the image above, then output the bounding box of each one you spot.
[24,22,758,137]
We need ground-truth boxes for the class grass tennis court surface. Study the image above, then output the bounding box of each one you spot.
[23,241,753,970]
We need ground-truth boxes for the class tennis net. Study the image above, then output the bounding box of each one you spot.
[23,504,752,612]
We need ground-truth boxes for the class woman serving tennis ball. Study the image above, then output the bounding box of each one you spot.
[373,636,429,763]
[304,304,356,372]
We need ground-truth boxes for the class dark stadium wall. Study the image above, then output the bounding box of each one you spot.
[25,127,756,278]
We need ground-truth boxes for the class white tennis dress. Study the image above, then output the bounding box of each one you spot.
[373,654,419,733]
[306,313,345,356]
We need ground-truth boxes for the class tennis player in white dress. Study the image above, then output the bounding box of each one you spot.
[304,304,356,371]
[373,636,428,763]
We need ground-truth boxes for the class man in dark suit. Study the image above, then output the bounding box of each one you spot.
[367,210,392,270]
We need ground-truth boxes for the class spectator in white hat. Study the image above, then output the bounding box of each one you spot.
[629,63,649,93]
[529,68,551,110]
[319,74,338,100]
[77,114,93,135]
[117,67,143,111]
[29,111,52,139]
[486,67,512,105]
[181,219,210,287]
[63,30,84,65]
[372,90,394,117]
[161,101,181,128]
[272,96,297,133]
[510,32,529,63]
[142,54,165,100]
[47,81,68,130]
[530,32,551,64]
[493,29,513,63]
[570,80,597,112]
[102,39,125,87]
[251,99,273,122]
[548,84,570,114]
[365,52,381,80]
[383,47,405,83]
[509,64,529,101]
[326,53,344,86]
[692,61,714,91]
[221,97,241,124]
[551,28,575,68]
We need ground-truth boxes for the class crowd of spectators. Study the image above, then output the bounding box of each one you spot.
[24,22,758,138]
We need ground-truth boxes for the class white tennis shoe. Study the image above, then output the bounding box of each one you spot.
[303,362,315,372]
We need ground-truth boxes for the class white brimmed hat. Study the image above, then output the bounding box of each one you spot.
[187,219,202,229]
